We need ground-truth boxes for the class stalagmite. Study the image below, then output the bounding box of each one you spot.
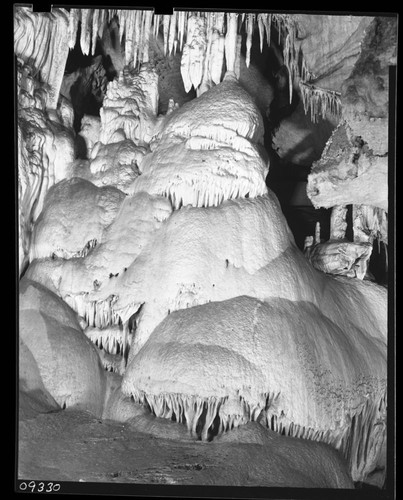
[122,295,386,484]
[306,239,373,279]
[128,77,267,208]
[330,205,348,240]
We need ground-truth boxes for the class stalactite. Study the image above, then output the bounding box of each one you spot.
[224,12,238,73]
[44,8,314,98]
[257,13,265,52]
[180,14,207,92]
[117,9,125,45]
[97,9,105,38]
[132,9,141,69]
[32,15,50,77]
[153,13,160,39]
[168,10,177,56]
[261,13,271,47]
[210,33,225,85]
[245,13,255,68]
[200,15,213,94]
[91,9,99,56]
[352,205,388,245]
[177,11,185,51]
[142,10,153,63]
[124,10,134,65]
[68,8,79,49]
[80,9,92,56]
[301,57,314,83]
[234,34,242,79]
[137,10,146,66]
[215,12,225,35]
[163,14,170,56]
[299,81,342,123]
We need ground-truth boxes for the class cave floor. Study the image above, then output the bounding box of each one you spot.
[18,396,350,491]
[19,407,235,486]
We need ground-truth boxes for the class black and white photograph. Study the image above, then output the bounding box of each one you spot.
[14,4,396,497]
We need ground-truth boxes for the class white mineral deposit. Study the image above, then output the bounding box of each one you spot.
[16,6,395,494]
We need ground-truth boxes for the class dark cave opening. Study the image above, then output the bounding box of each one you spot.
[62,21,117,134]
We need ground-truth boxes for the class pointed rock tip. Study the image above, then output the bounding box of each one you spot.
[223,70,238,82]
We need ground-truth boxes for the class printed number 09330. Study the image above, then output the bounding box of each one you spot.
[19,481,61,492]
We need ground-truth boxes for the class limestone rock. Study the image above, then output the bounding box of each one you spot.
[307,121,388,211]
[294,14,374,92]
[341,16,397,155]
[272,100,337,166]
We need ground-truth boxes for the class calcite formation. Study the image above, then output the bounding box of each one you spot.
[17,61,76,275]
[19,278,107,417]
[129,73,269,209]
[29,178,125,261]
[14,7,70,109]
[122,295,386,482]
[16,6,394,491]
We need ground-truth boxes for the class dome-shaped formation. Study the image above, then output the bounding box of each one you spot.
[19,278,107,417]
[129,74,269,209]
[122,295,386,483]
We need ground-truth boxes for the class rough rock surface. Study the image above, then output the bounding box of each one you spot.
[341,16,397,155]
[306,16,396,213]
[294,14,374,92]
[272,100,338,167]
[307,121,388,211]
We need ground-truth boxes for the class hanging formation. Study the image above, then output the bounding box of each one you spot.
[66,9,316,103]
